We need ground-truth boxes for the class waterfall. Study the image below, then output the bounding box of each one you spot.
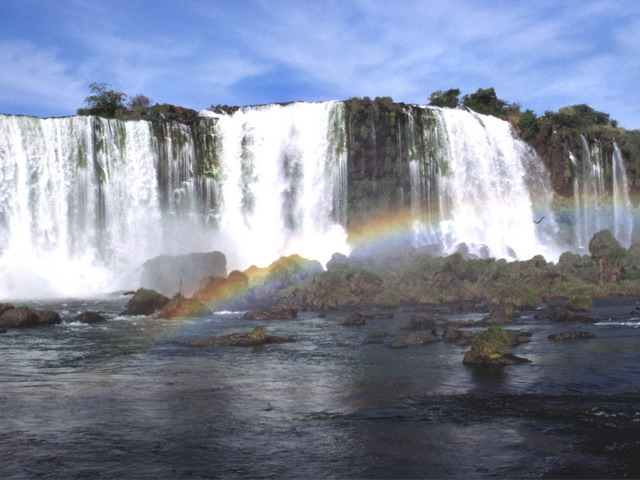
[407,107,559,260]
[569,136,633,251]
[0,103,349,298]
[612,141,633,247]
[206,102,349,269]
[1,101,635,299]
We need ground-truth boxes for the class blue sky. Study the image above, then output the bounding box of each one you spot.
[1,0,639,129]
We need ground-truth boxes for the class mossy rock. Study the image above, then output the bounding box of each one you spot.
[471,325,510,357]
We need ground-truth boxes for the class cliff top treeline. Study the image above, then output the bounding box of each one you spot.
[75,82,640,200]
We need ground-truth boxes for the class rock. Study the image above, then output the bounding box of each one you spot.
[0,327,6,333]
[76,311,107,324]
[482,305,519,324]
[243,306,298,321]
[505,329,532,347]
[390,340,408,348]
[121,288,171,316]
[192,270,249,308]
[370,331,393,338]
[156,294,212,319]
[34,310,62,326]
[0,306,59,328]
[534,306,597,323]
[0,306,37,328]
[342,312,365,326]
[401,314,441,330]
[140,251,227,296]
[463,350,532,365]
[364,312,394,319]
[548,331,596,341]
[186,331,295,347]
[0,303,15,316]
[443,326,474,346]
[401,330,439,345]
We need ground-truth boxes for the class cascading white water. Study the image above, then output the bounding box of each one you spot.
[612,141,633,247]
[0,103,349,298]
[408,107,560,260]
[0,115,164,298]
[205,102,349,269]
[570,135,634,250]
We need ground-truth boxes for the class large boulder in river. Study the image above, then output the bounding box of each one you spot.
[391,330,439,348]
[186,325,295,347]
[121,288,170,316]
[548,330,596,341]
[0,303,15,316]
[0,306,61,328]
[443,326,475,346]
[342,312,365,326]
[534,306,597,323]
[76,311,107,324]
[192,270,249,308]
[140,251,227,296]
[401,314,441,329]
[156,294,212,319]
[243,306,298,321]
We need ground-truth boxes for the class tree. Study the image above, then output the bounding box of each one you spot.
[517,109,539,140]
[428,88,461,108]
[550,104,611,128]
[462,87,508,117]
[79,82,127,117]
[128,93,153,110]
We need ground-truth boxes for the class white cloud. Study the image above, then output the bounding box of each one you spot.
[0,40,84,115]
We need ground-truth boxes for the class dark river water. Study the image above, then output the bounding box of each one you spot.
[2,296,640,479]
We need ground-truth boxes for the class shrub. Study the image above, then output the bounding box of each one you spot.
[588,230,627,268]
[566,295,593,311]
[488,283,542,309]
[472,326,510,358]
[517,109,539,140]
[250,325,267,342]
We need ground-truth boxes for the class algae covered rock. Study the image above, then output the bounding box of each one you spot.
[121,288,171,316]
[156,294,212,319]
[243,306,298,321]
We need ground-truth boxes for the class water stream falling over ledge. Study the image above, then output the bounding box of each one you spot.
[0,103,635,298]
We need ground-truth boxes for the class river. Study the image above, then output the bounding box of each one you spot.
[1,296,639,478]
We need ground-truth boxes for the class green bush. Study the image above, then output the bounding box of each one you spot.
[250,325,267,342]
[517,109,539,140]
[472,326,510,358]
[566,295,592,311]
[428,88,461,108]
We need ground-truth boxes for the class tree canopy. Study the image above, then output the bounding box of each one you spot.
[428,88,461,108]
[462,87,510,117]
[78,82,127,117]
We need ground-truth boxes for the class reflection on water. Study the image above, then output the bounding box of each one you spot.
[1,297,639,478]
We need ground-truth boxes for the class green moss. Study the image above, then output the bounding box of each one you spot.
[472,326,510,357]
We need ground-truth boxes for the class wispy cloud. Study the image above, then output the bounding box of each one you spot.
[0,0,638,127]
[0,40,84,115]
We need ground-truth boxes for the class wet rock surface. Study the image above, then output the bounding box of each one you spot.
[548,330,596,341]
